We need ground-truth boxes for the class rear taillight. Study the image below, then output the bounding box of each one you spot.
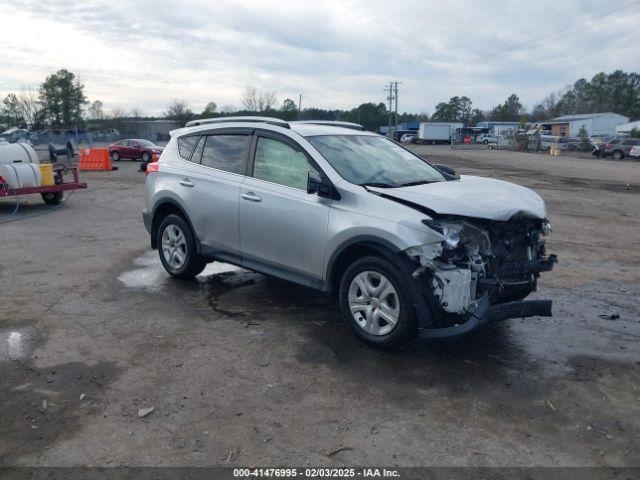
[146,162,159,175]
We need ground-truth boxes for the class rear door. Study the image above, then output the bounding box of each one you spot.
[176,129,252,262]
[238,131,331,288]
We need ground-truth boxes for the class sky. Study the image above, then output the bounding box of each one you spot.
[0,0,638,116]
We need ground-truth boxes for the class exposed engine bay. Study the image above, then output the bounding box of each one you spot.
[405,216,557,324]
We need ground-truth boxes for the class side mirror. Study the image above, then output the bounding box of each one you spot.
[434,164,458,179]
[307,171,334,198]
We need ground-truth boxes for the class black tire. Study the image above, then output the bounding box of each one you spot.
[338,255,417,348]
[612,150,624,160]
[41,191,63,205]
[111,151,120,161]
[140,161,148,172]
[483,139,489,144]
[157,214,207,279]
[141,152,151,162]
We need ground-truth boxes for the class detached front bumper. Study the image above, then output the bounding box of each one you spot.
[418,297,553,339]
[414,254,557,340]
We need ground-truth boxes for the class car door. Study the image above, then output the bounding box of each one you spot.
[239,131,331,288]
[176,129,252,263]
[116,140,128,157]
[123,140,137,159]
[130,141,143,159]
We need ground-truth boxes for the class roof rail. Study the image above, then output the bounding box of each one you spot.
[185,116,290,129]
[292,120,365,131]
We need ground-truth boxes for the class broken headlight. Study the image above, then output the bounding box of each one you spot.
[421,219,462,250]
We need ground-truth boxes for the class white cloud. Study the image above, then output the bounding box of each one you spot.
[0,0,638,115]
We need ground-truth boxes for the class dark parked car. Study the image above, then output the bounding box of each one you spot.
[108,139,163,162]
[602,138,640,159]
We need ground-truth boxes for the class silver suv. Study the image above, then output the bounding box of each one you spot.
[143,117,556,347]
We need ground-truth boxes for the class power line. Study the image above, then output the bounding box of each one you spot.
[493,0,640,59]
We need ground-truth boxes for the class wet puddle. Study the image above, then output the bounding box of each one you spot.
[0,327,40,363]
[118,251,241,291]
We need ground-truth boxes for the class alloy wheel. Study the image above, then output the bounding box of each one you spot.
[348,270,400,336]
[161,224,187,270]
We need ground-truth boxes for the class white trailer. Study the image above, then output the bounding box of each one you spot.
[418,122,463,144]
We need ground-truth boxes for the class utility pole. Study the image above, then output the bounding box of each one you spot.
[384,82,394,138]
[298,94,302,121]
[384,81,402,139]
[393,81,402,136]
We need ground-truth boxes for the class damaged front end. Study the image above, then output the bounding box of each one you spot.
[404,216,557,339]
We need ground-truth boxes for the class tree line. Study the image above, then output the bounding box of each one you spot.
[430,70,639,125]
[1,69,638,133]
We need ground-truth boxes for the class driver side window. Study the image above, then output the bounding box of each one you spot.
[253,137,317,190]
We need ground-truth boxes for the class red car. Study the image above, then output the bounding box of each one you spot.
[108,139,163,162]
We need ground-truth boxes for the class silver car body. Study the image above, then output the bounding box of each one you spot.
[144,119,554,338]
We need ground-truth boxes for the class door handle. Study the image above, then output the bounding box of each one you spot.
[179,178,194,187]
[241,192,262,202]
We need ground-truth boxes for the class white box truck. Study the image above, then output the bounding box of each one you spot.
[418,122,463,144]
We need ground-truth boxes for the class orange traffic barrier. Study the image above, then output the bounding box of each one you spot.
[79,148,112,171]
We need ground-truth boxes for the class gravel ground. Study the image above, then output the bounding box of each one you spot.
[0,147,638,467]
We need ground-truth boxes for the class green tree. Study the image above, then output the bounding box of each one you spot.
[88,100,104,120]
[2,93,25,127]
[280,98,298,120]
[430,96,475,125]
[578,124,591,151]
[490,94,522,121]
[202,101,217,115]
[39,69,87,128]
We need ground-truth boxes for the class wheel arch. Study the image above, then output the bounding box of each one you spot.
[323,236,402,293]
[150,199,201,254]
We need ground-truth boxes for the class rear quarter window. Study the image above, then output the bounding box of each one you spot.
[177,135,198,160]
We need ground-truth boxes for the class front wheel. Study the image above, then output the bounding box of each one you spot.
[157,214,207,279]
[338,256,417,348]
[111,151,120,161]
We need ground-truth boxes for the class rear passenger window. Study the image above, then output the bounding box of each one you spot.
[178,136,198,160]
[200,135,249,174]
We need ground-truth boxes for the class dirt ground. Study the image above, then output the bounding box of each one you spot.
[0,146,639,467]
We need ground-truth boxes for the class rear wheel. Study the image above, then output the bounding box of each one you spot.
[111,151,120,161]
[612,150,624,160]
[41,191,63,205]
[339,256,417,348]
[157,214,207,279]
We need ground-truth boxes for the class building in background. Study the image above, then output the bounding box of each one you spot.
[615,120,640,134]
[539,113,628,137]
[475,121,521,133]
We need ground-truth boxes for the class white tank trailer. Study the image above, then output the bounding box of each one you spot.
[0,142,42,189]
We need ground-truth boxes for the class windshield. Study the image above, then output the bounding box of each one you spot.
[308,135,445,187]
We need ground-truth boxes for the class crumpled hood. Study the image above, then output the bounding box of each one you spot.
[369,175,546,221]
